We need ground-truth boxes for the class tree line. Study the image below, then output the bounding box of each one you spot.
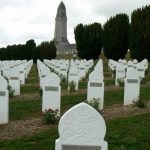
[74,5,150,61]
[0,40,56,63]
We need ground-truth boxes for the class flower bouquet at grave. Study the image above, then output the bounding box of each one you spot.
[42,108,59,124]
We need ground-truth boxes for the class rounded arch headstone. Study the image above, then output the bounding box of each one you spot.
[124,68,140,105]
[87,70,104,110]
[42,73,61,115]
[55,102,108,150]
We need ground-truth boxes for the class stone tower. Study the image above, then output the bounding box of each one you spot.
[54,1,69,53]
[54,1,76,54]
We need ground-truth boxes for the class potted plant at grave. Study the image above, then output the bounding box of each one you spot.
[68,81,76,92]
[42,108,59,124]
[133,97,146,108]
[87,98,101,112]
[8,85,15,97]
[117,78,124,87]
[60,74,66,83]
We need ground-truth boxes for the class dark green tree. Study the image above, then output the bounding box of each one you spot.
[37,41,57,61]
[103,14,129,60]
[49,41,57,59]
[25,39,36,60]
[74,23,102,60]
[130,5,150,61]
[74,24,85,58]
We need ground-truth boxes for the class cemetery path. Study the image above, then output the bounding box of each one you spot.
[10,93,40,101]
[103,102,150,121]
[0,118,56,141]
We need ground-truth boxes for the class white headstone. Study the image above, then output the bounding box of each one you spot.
[42,73,61,115]
[9,69,20,95]
[137,62,146,79]
[55,102,108,150]
[17,66,25,85]
[78,63,86,80]
[87,71,104,110]
[124,68,140,105]
[0,76,9,124]
[68,66,79,91]
[115,63,126,86]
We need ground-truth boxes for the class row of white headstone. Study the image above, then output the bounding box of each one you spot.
[38,58,147,115]
[108,59,148,105]
[0,60,33,124]
[44,59,94,91]
[108,59,148,81]
[37,59,95,116]
[0,60,33,95]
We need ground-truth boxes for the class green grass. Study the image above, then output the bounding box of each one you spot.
[140,87,150,100]
[9,85,149,121]
[0,127,58,150]
[1,113,149,150]
[79,81,87,89]
[10,99,41,120]
[26,78,39,84]
[106,113,150,150]
[105,79,115,86]
[61,94,86,113]
[21,85,40,94]
[60,82,68,90]
[104,89,124,106]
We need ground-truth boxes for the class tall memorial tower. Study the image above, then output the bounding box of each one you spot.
[54,1,76,54]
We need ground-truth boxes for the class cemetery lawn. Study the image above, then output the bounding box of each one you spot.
[0,113,149,150]
[0,57,150,150]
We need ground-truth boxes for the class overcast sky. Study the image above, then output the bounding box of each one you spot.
[0,0,149,48]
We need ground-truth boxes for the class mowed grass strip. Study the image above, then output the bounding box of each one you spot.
[9,85,150,121]
[10,99,41,120]
[9,94,86,121]
[21,85,40,94]
[1,113,149,150]
[26,78,39,84]
[106,113,150,150]
[0,127,58,150]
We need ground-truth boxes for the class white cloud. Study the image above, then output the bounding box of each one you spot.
[0,0,149,47]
